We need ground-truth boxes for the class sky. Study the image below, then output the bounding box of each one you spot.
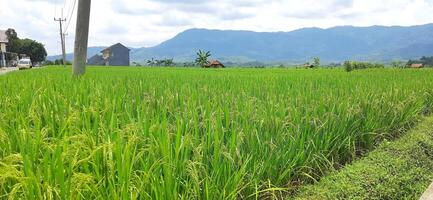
[1,0,433,55]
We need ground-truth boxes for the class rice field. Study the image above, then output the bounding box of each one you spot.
[0,67,433,199]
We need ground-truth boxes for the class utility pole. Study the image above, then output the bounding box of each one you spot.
[54,12,67,66]
[62,33,67,65]
[73,0,91,76]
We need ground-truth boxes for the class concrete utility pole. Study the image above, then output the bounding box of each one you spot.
[54,17,67,66]
[62,33,67,64]
[73,0,91,76]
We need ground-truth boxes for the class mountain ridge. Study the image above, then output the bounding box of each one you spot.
[49,23,433,64]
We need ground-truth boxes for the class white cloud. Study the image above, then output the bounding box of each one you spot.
[0,0,432,55]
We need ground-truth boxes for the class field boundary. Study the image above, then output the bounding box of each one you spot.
[295,115,433,200]
[420,182,433,200]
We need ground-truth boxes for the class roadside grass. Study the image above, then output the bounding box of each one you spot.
[295,115,433,200]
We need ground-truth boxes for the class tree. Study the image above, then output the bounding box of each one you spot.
[163,58,174,66]
[420,56,433,66]
[43,60,54,66]
[183,62,194,67]
[54,59,63,65]
[147,58,156,66]
[406,56,433,67]
[19,39,47,63]
[146,58,175,67]
[195,50,211,67]
[313,57,320,68]
[132,62,141,67]
[4,29,47,63]
[5,28,20,53]
[344,61,354,72]
[391,60,405,68]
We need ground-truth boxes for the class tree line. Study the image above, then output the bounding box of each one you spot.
[407,56,433,67]
[5,29,47,63]
[133,50,213,67]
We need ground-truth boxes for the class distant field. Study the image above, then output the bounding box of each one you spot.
[0,67,433,199]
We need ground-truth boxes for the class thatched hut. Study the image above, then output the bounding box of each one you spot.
[204,60,225,68]
[410,63,424,68]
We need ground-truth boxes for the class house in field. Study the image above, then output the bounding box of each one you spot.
[87,54,105,66]
[88,43,130,66]
[204,60,225,68]
[410,63,424,69]
[0,30,8,67]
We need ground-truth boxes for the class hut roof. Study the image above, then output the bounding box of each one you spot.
[410,63,424,68]
[206,60,225,67]
[101,43,130,53]
[209,60,222,65]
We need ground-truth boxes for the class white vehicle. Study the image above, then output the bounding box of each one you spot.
[17,59,32,70]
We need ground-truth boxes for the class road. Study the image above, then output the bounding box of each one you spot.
[0,67,18,75]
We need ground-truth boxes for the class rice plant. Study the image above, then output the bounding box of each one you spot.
[0,67,432,199]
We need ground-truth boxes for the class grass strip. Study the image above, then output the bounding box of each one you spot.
[295,116,433,200]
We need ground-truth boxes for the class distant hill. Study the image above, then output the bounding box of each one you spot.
[50,24,433,64]
[47,47,106,61]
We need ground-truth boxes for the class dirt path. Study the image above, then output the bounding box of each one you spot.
[0,67,18,75]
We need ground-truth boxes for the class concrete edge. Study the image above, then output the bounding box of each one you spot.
[420,182,433,200]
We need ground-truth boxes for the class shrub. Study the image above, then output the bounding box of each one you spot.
[344,61,385,72]
[344,61,354,72]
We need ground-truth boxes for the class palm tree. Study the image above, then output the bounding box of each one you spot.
[195,50,211,67]
[147,58,156,66]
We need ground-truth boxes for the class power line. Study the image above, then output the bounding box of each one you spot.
[64,0,72,18]
[64,0,74,23]
[63,0,77,34]
[62,0,67,14]
[54,0,58,18]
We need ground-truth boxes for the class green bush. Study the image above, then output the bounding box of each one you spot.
[43,60,54,66]
[344,61,385,72]
[344,61,354,72]
[53,59,72,65]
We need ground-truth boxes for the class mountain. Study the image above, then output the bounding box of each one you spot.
[47,46,106,61]
[50,24,433,64]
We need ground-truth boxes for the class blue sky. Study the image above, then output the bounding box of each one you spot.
[1,0,433,55]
